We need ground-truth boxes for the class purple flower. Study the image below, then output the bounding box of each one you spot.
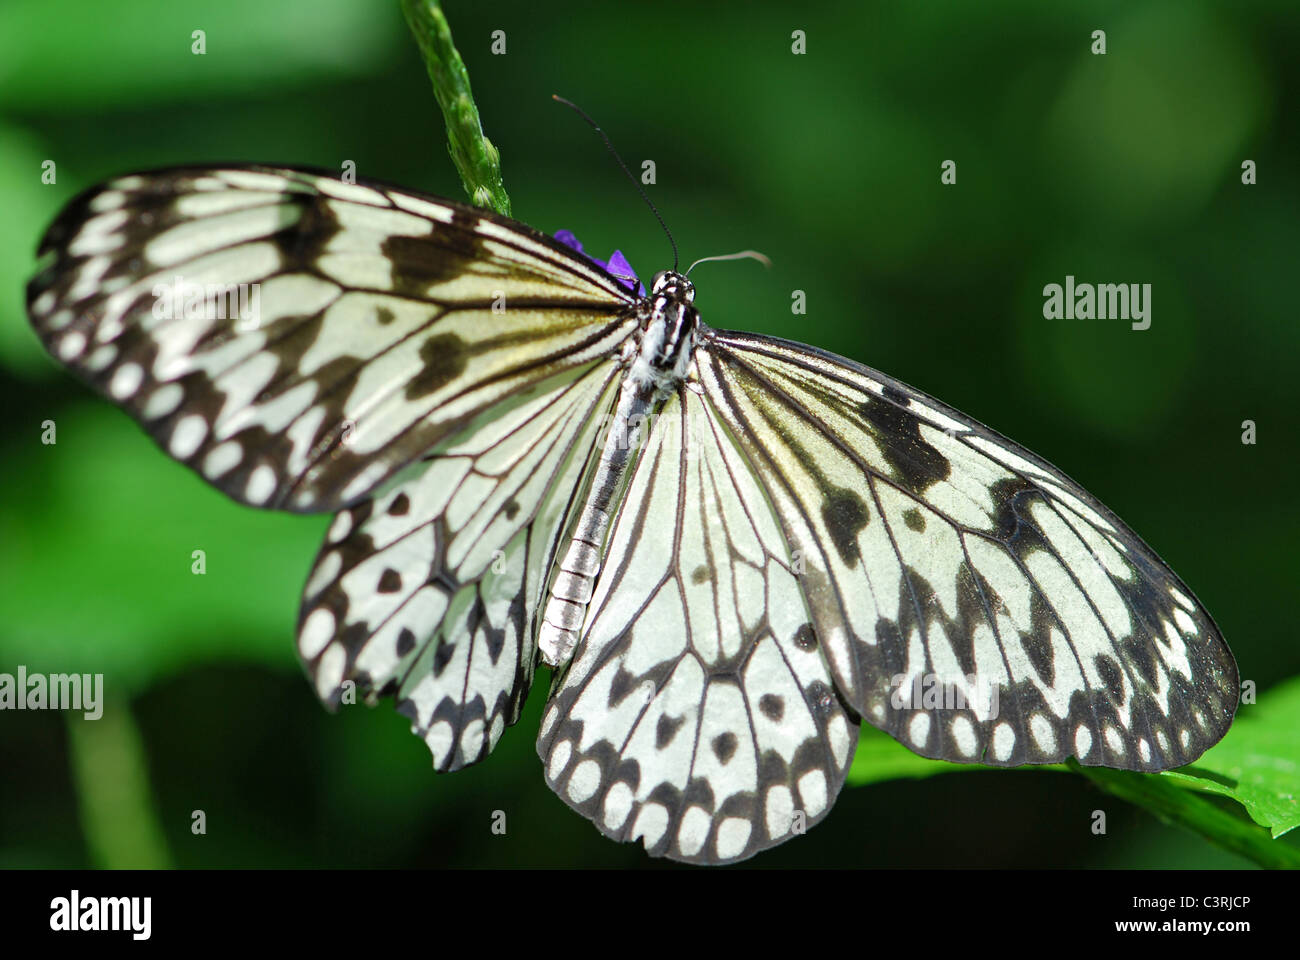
[554,229,646,296]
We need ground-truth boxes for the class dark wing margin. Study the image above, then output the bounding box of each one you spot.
[697,330,1237,773]
[27,166,636,513]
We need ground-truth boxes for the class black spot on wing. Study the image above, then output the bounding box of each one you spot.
[1096,655,1125,702]
[381,227,484,298]
[821,486,870,565]
[1121,631,1162,688]
[857,386,951,491]
[805,680,837,718]
[988,476,1040,542]
[396,628,416,657]
[433,639,456,677]
[656,713,684,749]
[609,666,636,708]
[711,732,738,763]
[871,617,908,687]
[1020,599,1059,687]
[283,193,342,263]
[406,333,468,400]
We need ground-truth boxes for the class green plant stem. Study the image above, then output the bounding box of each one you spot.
[67,708,171,869]
[1071,761,1300,869]
[401,0,510,215]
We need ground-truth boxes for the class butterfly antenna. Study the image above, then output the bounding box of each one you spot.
[686,250,772,276]
[553,94,678,272]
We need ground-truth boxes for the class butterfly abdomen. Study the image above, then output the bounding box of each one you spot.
[538,272,699,665]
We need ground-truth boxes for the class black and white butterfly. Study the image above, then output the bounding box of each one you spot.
[27,166,1238,864]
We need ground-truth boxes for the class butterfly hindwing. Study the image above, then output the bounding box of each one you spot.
[538,387,858,864]
[27,166,636,513]
[698,331,1238,771]
[299,363,620,770]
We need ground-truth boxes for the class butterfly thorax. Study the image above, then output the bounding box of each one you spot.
[629,270,697,395]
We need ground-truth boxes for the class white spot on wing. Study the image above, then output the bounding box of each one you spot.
[715,818,751,860]
[58,332,86,360]
[245,464,277,504]
[1029,714,1056,754]
[631,803,669,850]
[677,806,710,858]
[765,785,795,839]
[951,715,976,757]
[797,769,828,817]
[548,740,572,780]
[1074,725,1093,759]
[299,608,335,658]
[425,722,453,768]
[992,722,1015,761]
[908,713,931,747]
[1104,726,1124,755]
[203,441,243,479]
[109,363,144,399]
[315,644,345,699]
[567,760,601,803]
[142,384,184,420]
[603,782,634,830]
[327,511,353,543]
[32,290,56,315]
[304,550,341,599]
[169,414,208,458]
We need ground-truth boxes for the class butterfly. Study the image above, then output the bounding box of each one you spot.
[27,166,1238,864]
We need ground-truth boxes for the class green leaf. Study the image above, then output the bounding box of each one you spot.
[1161,676,1300,839]
[846,679,1300,868]
[1073,762,1300,870]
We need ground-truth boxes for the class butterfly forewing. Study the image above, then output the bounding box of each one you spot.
[27,167,636,513]
[28,164,641,771]
[698,331,1237,771]
[538,387,858,864]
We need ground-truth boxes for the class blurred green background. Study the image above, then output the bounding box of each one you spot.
[1,0,1297,868]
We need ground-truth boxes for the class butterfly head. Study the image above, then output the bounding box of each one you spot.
[650,270,695,304]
